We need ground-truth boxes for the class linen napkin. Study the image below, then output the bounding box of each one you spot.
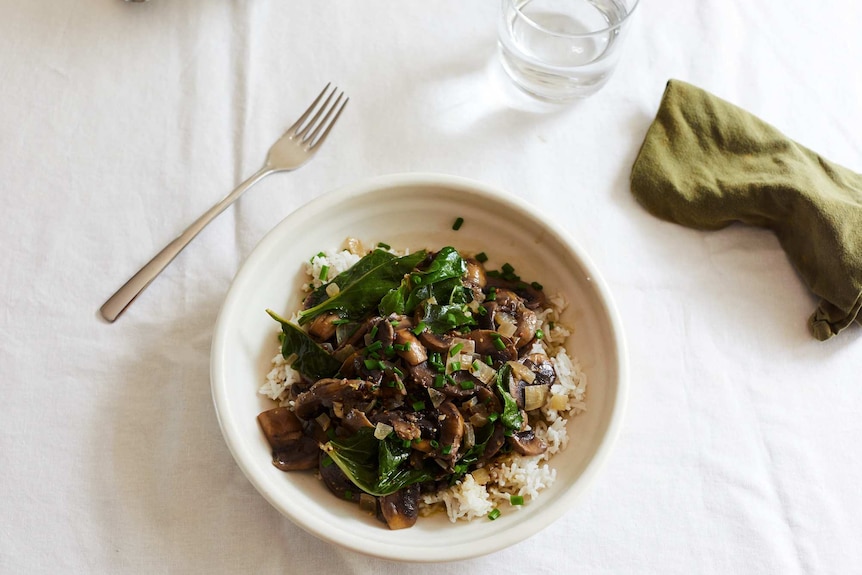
[630,79,862,341]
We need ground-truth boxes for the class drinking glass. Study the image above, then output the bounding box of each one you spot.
[498,0,639,101]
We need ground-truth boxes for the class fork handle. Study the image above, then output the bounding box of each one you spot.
[100,166,273,322]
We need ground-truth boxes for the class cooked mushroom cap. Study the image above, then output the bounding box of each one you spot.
[394,329,428,365]
[465,329,517,363]
[379,484,420,530]
[509,428,547,456]
[464,258,487,290]
[293,378,375,419]
[437,401,464,462]
[257,407,304,450]
[417,331,453,354]
[271,435,320,471]
[307,312,340,341]
[257,408,319,471]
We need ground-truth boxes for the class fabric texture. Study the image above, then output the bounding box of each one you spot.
[630,79,862,340]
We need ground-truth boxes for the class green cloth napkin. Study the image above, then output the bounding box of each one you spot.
[630,79,862,341]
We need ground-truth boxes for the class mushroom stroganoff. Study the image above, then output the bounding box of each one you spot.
[257,241,586,529]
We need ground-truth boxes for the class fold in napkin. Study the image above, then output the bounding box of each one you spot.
[630,79,862,341]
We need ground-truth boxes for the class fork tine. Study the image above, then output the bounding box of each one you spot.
[286,82,331,135]
[295,88,337,141]
[308,95,349,150]
[305,92,344,145]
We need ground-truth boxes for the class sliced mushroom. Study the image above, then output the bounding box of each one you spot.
[293,378,375,420]
[407,361,436,388]
[523,353,557,387]
[394,329,427,365]
[257,407,304,450]
[417,331,453,354]
[271,435,320,471]
[492,289,538,348]
[486,276,547,309]
[465,329,517,364]
[464,258,487,291]
[437,401,464,462]
[509,428,547,456]
[307,312,340,341]
[379,484,420,530]
[342,408,375,433]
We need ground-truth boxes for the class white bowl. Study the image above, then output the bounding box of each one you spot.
[211,173,627,562]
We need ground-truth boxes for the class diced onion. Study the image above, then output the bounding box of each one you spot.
[315,412,331,431]
[325,283,340,297]
[496,313,518,338]
[450,337,476,356]
[549,393,569,411]
[464,425,476,451]
[374,421,393,440]
[507,360,536,384]
[332,402,345,419]
[524,385,549,411]
[469,412,489,428]
[427,387,447,409]
[471,361,497,385]
[471,467,491,485]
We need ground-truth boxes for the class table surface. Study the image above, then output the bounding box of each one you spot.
[3,1,861,573]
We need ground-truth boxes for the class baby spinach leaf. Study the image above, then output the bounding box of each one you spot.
[267,309,342,380]
[325,428,435,496]
[305,249,396,309]
[418,301,477,334]
[299,250,427,325]
[494,364,523,432]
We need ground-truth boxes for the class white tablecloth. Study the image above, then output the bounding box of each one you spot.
[3,1,861,572]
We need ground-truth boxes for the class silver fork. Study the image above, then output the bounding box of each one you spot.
[100,83,348,323]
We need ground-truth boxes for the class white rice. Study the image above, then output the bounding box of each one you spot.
[260,247,588,522]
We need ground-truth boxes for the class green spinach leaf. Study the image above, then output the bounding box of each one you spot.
[325,428,435,496]
[267,309,342,380]
[298,249,427,325]
[494,364,523,432]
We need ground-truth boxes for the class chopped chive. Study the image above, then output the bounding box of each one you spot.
[385,345,396,357]
[403,439,412,448]
[472,360,481,371]
[459,379,475,390]
[391,366,404,378]
[445,375,457,386]
[430,439,440,449]
[477,305,488,316]
[530,281,543,291]
[486,287,497,301]
[310,251,325,262]
[510,495,524,506]
[535,328,544,340]
[452,217,464,230]
[319,265,330,281]
[475,252,488,263]
[363,359,380,370]
[366,340,383,353]
[442,444,452,455]
[321,454,334,468]
[369,324,379,338]
[449,343,464,357]
[377,242,391,249]
[488,412,499,422]
[485,355,493,365]
[412,400,426,412]
[433,374,445,388]
[488,508,501,520]
[492,337,506,351]
[450,361,461,372]
[413,322,427,336]
[332,319,351,325]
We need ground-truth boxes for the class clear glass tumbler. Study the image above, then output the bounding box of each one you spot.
[498,0,639,101]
